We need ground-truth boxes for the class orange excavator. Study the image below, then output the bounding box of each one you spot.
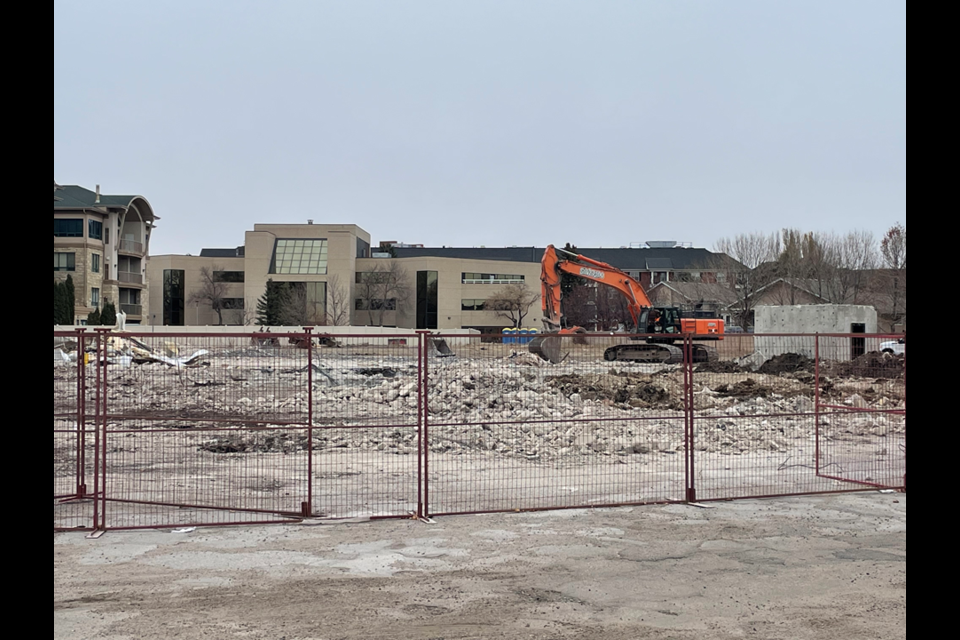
[528,245,723,364]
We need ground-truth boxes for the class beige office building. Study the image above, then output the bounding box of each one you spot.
[147,223,542,331]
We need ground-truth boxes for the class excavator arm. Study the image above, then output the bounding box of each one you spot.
[531,244,720,364]
[540,244,653,332]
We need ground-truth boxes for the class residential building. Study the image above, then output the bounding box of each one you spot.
[54,182,157,324]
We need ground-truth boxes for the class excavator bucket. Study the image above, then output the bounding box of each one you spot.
[528,334,562,364]
[429,337,454,357]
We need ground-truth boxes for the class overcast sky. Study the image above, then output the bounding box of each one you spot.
[54,1,906,256]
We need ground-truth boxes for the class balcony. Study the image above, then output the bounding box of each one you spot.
[117,271,143,284]
[119,239,144,254]
[120,304,142,316]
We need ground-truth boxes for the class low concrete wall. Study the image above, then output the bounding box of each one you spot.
[54,325,482,346]
[755,305,881,361]
[755,304,878,334]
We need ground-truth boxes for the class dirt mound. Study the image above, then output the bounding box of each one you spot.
[714,378,772,398]
[200,433,308,454]
[758,353,815,375]
[356,367,398,378]
[546,373,677,409]
[830,351,905,379]
[695,361,749,374]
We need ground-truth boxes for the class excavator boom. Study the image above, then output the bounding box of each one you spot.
[531,245,722,364]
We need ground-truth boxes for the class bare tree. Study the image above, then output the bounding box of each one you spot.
[828,230,878,304]
[238,306,259,326]
[188,266,229,325]
[485,282,540,328]
[277,284,326,326]
[324,275,351,326]
[355,261,411,326]
[804,231,839,301]
[771,229,839,303]
[881,223,906,270]
[562,282,597,329]
[713,233,779,328]
[880,223,906,325]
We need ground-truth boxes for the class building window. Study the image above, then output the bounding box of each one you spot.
[461,273,524,284]
[88,220,103,240]
[104,227,110,244]
[54,252,76,271]
[54,219,83,237]
[213,271,245,283]
[91,288,100,308]
[355,298,396,311]
[222,298,245,309]
[91,253,101,273]
[270,239,328,274]
[270,282,326,323]
[119,288,140,305]
[462,299,486,311]
[357,237,370,258]
[417,271,438,329]
[163,269,185,326]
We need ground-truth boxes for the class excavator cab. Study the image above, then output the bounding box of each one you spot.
[639,307,681,337]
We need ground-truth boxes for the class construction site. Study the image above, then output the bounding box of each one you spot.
[54,327,905,531]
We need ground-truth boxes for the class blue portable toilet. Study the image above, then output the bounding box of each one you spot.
[519,328,529,344]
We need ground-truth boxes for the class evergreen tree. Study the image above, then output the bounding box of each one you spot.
[101,300,118,326]
[64,275,76,325]
[255,280,292,325]
[54,281,67,324]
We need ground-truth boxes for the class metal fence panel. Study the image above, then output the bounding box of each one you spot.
[691,334,834,499]
[98,332,314,528]
[54,331,95,530]
[815,334,906,490]
[308,334,420,519]
[424,334,686,515]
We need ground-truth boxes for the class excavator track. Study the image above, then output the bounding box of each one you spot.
[601,342,719,364]
[530,336,720,365]
[603,343,684,364]
[691,344,719,363]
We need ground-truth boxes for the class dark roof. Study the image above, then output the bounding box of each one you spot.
[645,258,673,270]
[648,281,740,305]
[392,246,545,263]
[53,183,157,219]
[200,247,245,258]
[392,246,738,270]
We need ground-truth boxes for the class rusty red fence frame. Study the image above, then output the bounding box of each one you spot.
[54,329,905,531]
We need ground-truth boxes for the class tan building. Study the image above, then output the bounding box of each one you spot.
[146,254,246,326]
[352,255,542,331]
[54,182,157,324]
[147,223,543,331]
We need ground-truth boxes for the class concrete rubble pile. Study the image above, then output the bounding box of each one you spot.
[53,336,209,368]
[57,341,903,462]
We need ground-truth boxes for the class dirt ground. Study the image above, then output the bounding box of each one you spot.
[54,492,906,640]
